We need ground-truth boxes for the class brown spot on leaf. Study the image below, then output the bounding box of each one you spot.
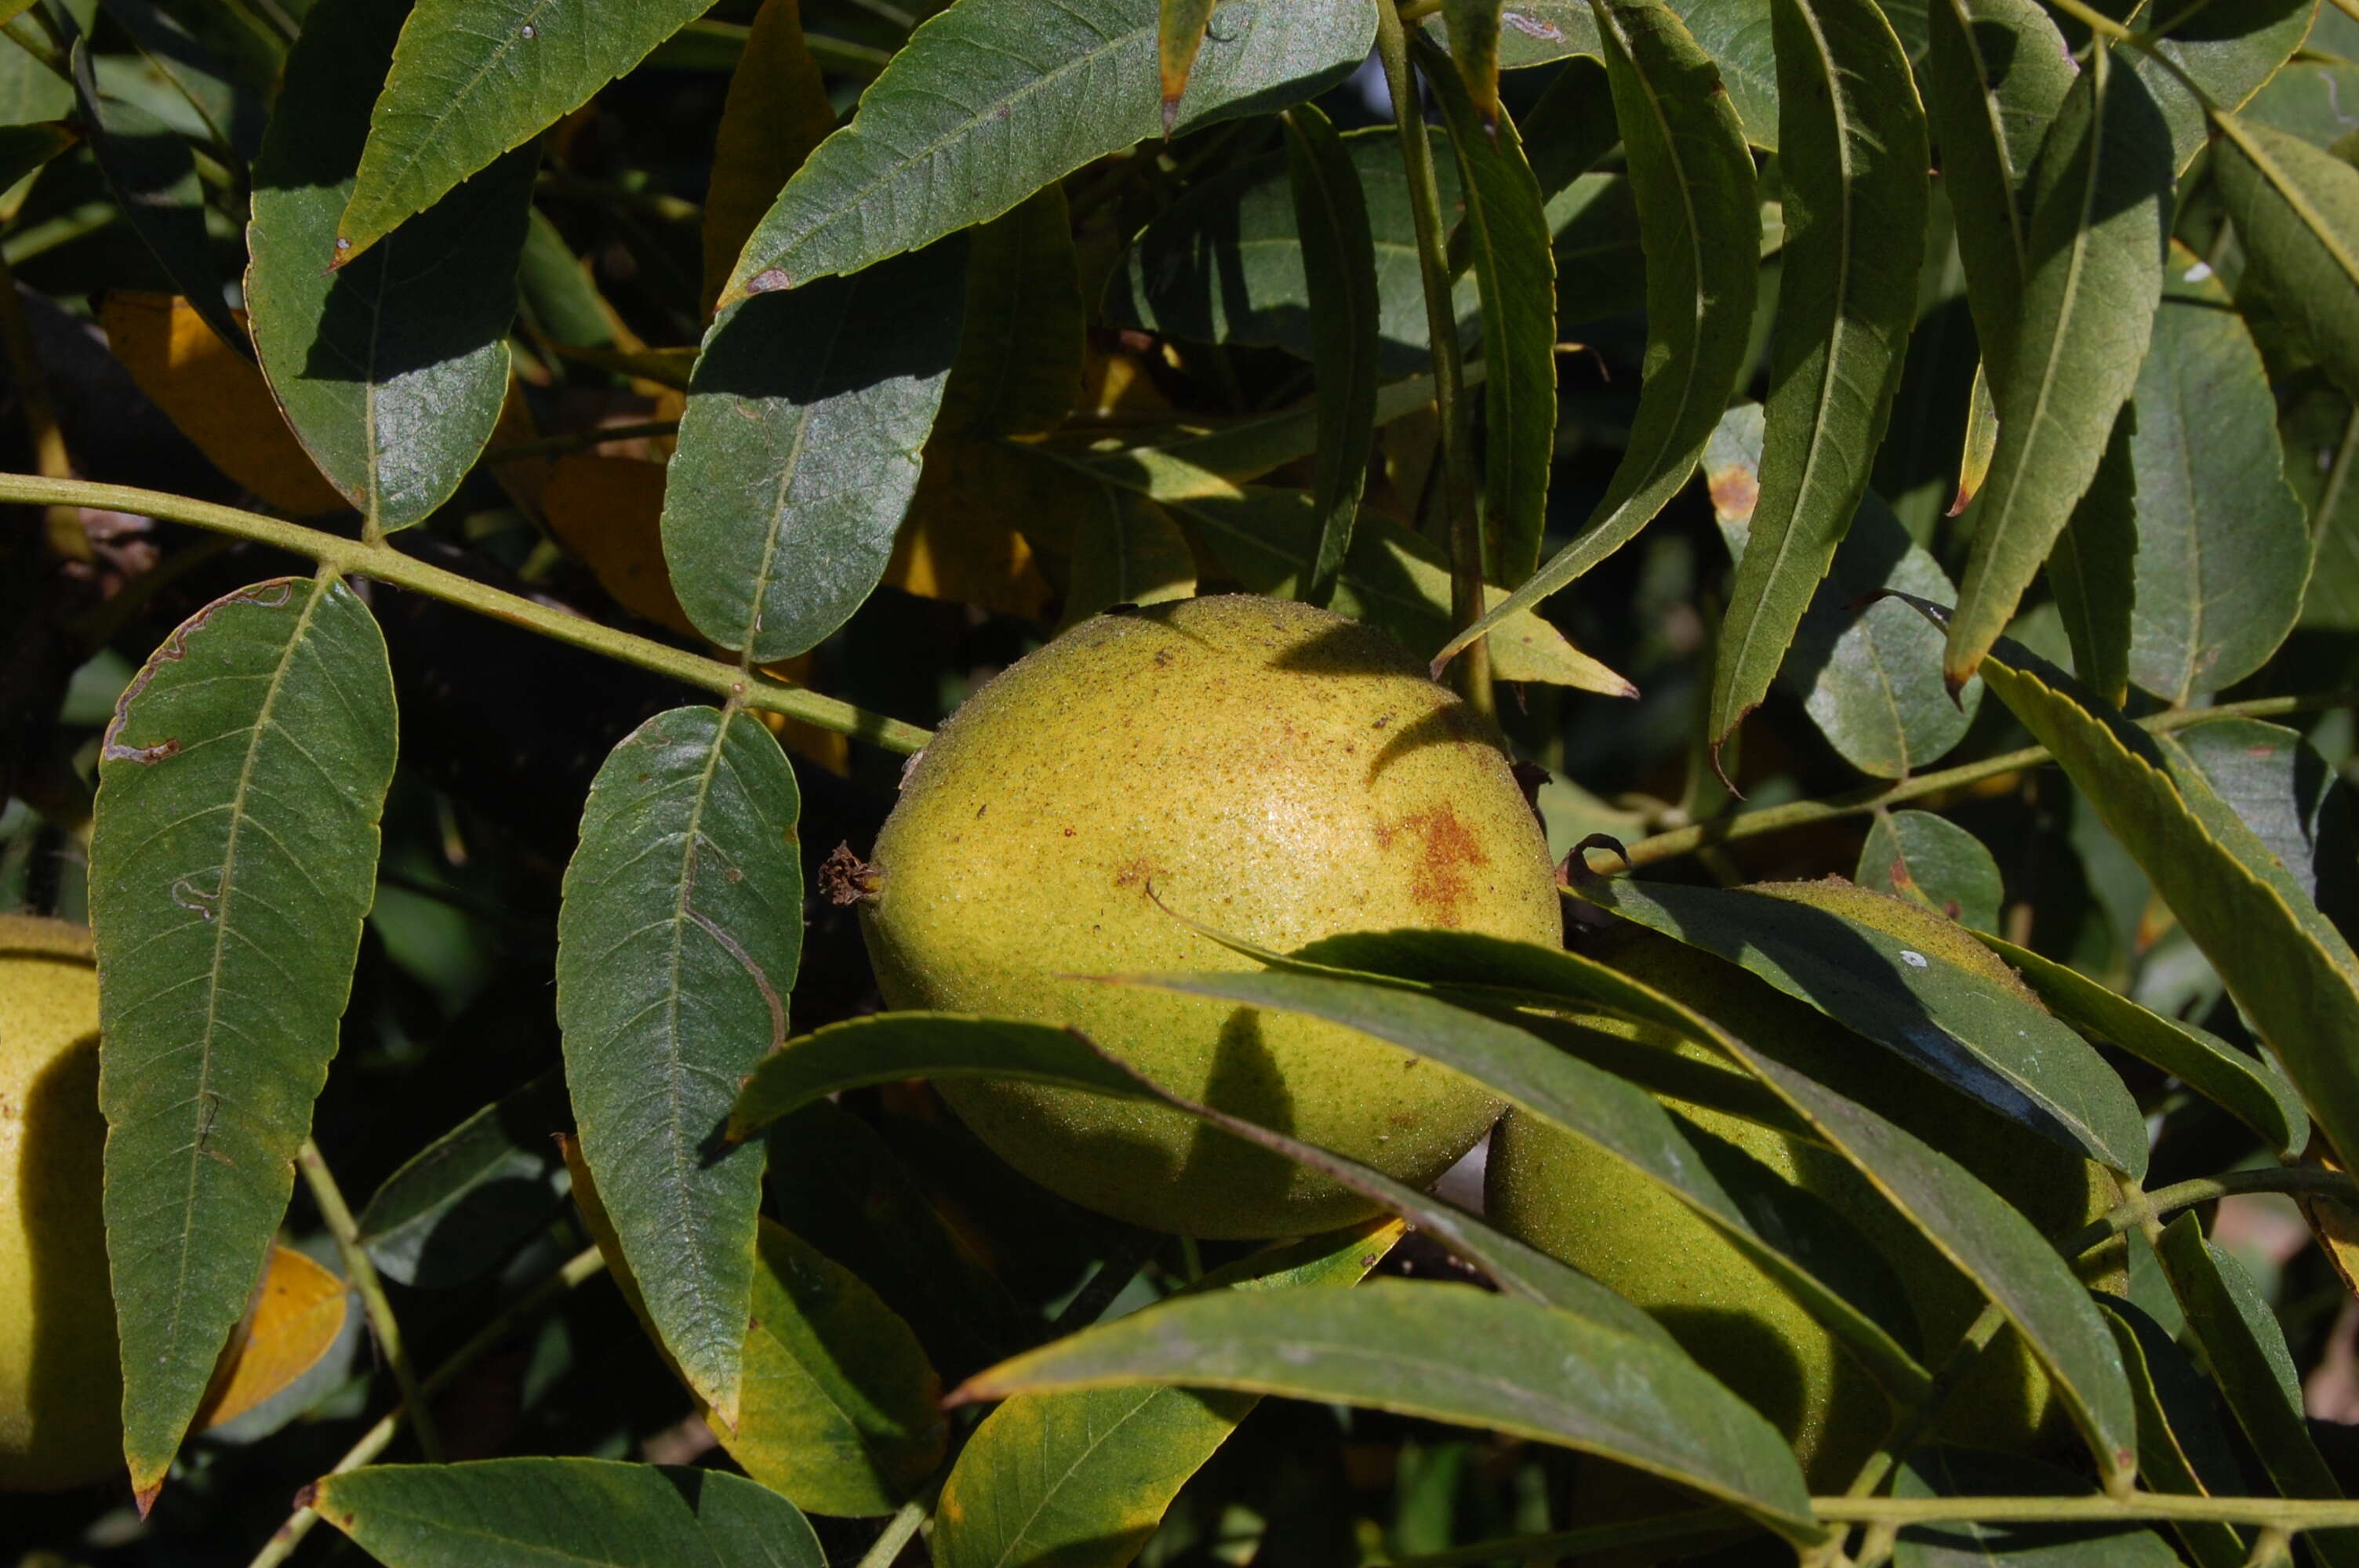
[1374,805,1490,926]
[1707,463,1758,524]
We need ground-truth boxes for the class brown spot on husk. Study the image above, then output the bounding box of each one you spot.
[1374,806,1490,925]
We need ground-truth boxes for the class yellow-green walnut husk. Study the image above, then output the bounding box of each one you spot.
[0,916,122,1492]
[1487,884,2124,1489]
[859,595,1562,1238]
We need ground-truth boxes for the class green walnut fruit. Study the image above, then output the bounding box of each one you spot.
[856,595,1562,1238]
[1,916,122,1492]
[1488,882,2121,1486]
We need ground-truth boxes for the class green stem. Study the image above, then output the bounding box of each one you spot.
[296,1138,442,1462]
[245,1245,608,1568]
[2059,1167,2359,1259]
[1816,1494,2359,1529]
[1616,691,2356,868]
[1372,0,1494,723]
[854,1490,934,1568]
[0,472,932,755]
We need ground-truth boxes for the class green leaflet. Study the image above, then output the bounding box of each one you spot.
[1281,103,1379,604]
[334,0,715,261]
[1707,0,1926,755]
[2216,110,2359,399]
[2156,1215,2359,1568]
[314,1458,826,1567]
[1434,0,1759,673]
[955,1281,1823,1543]
[2099,1300,2250,1568]
[2125,0,2317,174]
[90,576,397,1494]
[1960,627,2359,1199]
[1575,877,2149,1174]
[932,1224,1398,1568]
[1165,935,2139,1488]
[1974,931,2307,1156]
[1943,47,2172,688]
[720,0,1373,303]
[1060,487,1198,626]
[662,243,965,662]
[1856,809,2003,930]
[2044,407,2138,705]
[556,708,803,1427]
[354,1073,571,1291]
[1416,30,1559,585]
[1891,1449,2182,1566]
[247,0,533,535]
[1919,0,2074,390]
[2116,246,2309,704]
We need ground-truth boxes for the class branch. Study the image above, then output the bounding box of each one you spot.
[0,472,931,755]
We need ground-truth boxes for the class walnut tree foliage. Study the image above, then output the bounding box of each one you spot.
[12,0,2359,1561]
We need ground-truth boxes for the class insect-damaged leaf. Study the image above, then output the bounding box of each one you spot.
[90,575,396,1495]
[557,706,802,1428]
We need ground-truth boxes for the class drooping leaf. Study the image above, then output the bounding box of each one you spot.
[2155,1214,2359,1568]
[1974,931,2307,1154]
[90,575,397,1495]
[2043,407,2137,705]
[1416,28,1559,584]
[556,707,803,1428]
[566,1142,947,1517]
[1201,931,2140,1486]
[1891,1447,2182,1566]
[1574,877,2149,1174]
[938,184,1085,439]
[953,1281,1822,1543]
[2173,717,2359,936]
[2099,1298,2258,1568]
[2216,111,2359,400]
[191,1246,351,1432]
[932,1223,1401,1568]
[662,243,965,662]
[1707,405,1981,776]
[97,292,346,516]
[1108,128,1476,379]
[71,40,244,359]
[728,1005,1927,1404]
[1856,809,2003,930]
[314,1458,827,1567]
[335,0,718,261]
[354,1073,572,1290]
[700,0,836,318]
[1956,625,2359,1190]
[1281,101,1379,602]
[2118,243,2310,704]
[1918,0,2073,390]
[246,0,534,535]
[1158,0,1219,132]
[721,0,1376,303]
[1434,0,1759,671]
[1944,47,2172,687]
[1707,0,1926,757]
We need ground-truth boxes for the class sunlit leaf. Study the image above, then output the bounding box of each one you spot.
[1856,810,2002,930]
[557,707,802,1427]
[191,1246,350,1432]
[2216,109,2359,399]
[91,575,396,1495]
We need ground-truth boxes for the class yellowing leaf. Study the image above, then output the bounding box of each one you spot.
[702,0,835,318]
[194,1245,348,1432]
[543,456,697,636]
[100,292,346,517]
